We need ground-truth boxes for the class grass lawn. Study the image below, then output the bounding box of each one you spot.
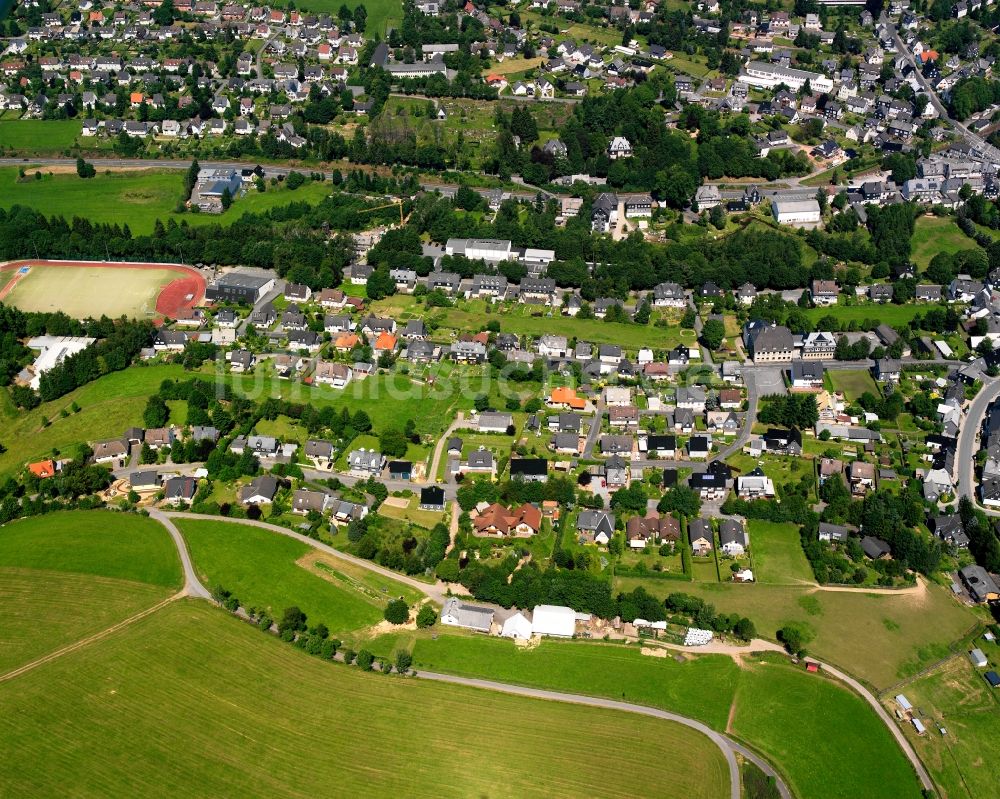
[0,600,731,799]
[896,653,1000,799]
[178,518,387,635]
[0,119,82,152]
[829,369,879,401]
[732,659,923,799]
[911,215,981,270]
[613,576,979,690]
[0,569,171,674]
[0,363,187,480]
[483,56,546,76]
[0,167,331,234]
[0,510,182,588]
[803,302,924,328]
[253,414,309,445]
[4,263,181,319]
[749,520,814,585]
[379,494,448,528]
[691,557,720,582]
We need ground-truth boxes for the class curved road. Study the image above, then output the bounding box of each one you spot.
[957,376,1000,513]
[418,671,747,799]
[149,509,212,599]
[161,510,450,603]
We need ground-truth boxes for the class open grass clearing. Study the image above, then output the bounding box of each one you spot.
[178,518,386,635]
[0,600,730,799]
[298,549,425,607]
[0,568,171,674]
[749,520,814,585]
[613,576,979,690]
[0,510,182,588]
[0,363,187,480]
[895,653,1000,799]
[829,368,879,401]
[803,301,924,328]
[732,659,923,799]
[911,215,981,270]
[0,119,82,151]
[3,263,180,319]
[0,167,331,234]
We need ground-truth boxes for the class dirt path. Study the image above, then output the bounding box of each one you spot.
[0,593,181,684]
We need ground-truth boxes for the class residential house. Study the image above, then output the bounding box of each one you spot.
[719,519,748,556]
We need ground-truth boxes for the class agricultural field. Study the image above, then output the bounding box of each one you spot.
[0,119,82,152]
[0,600,731,799]
[613,575,980,690]
[731,658,923,799]
[178,519,388,635]
[828,368,880,401]
[910,215,981,270]
[0,510,181,673]
[2,263,181,319]
[748,520,814,586]
[0,167,331,234]
[401,633,922,799]
[0,510,182,588]
[896,651,1000,799]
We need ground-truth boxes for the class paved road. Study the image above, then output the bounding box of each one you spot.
[956,376,1000,511]
[426,412,468,484]
[161,510,449,603]
[148,509,212,599]
[416,671,750,799]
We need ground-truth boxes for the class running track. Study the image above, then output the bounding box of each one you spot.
[0,259,206,319]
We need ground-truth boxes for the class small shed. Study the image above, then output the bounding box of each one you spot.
[985,670,1000,688]
[895,694,913,711]
[970,648,988,668]
[912,718,926,735]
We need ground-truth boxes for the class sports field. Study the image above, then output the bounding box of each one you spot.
[0,601,730,799]
[0,261,204,319]
[178,519,388,635]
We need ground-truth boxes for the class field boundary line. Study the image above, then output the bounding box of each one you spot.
[0,592,181,684]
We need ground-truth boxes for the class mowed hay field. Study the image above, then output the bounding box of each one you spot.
[0,511,181,673]
[3,263,179,318]
[403,633,922,799]
[731,659,924,799]
[0,601,731,799]
[614,575,978,690]
[896,654,1000,799]
[178,519,387,635]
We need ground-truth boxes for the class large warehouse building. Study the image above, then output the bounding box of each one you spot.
[205,272,275,304]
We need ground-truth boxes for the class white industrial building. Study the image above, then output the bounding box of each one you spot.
[772,197,822,227]
[501,611,534,640]
[741,61,832,93]
[22,335,96,389]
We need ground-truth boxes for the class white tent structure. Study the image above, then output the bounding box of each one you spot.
[531,605,577,637]
[501,612,534,640]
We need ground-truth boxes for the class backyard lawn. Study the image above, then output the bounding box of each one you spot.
[829,369,879,401]
[910,215,981,270]
[803,302,925,328]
